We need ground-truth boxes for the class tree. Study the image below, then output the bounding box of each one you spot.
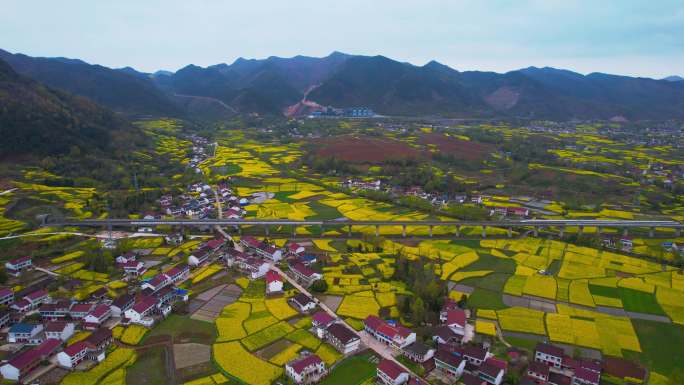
[310,279,328,293]
[412,297,426,325]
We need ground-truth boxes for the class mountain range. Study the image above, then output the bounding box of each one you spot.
[0,57,140,157]
[2,48,684,120]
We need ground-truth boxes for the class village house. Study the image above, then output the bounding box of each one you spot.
[188,249,210,267]
[44,321,75,341]
[164,232,184,245]
[258,245,283,262]
[141,273,170,292]
[5,256,32,277]
[377,359,410,385]
[443,309,467,337]
[311,311,336,338]
[290,293,316,313]
[83,304,112,330]
[39,301,71,320]
[463,345,490,366]
[69,303,94,319]
[123,260,147,277]
[535,343,564,369]
[124,296,158,326]
[402,341,435,363]
[0,338,61,381]
[478,357,506,385]
[432,325,462,345]
[116,251,137,264]
[232,254,270,279]
[240,236,264,251]
[364,315,416,350]
[527,361,550,382]
[572,367,600,385]
[325,323,360,354]
[289,262,323,286]
[111,294,135,317]
[58,341,88,369]
[265,270,283,294]
[8,323,43,343]
[434,349,467,379]
[22,289,50,310]
[287,242,305,256]
[165,264,190,284]
[285,354,327,384]
[0,287,14,306]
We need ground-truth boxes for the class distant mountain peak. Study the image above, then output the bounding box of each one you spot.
[663,75,684,82]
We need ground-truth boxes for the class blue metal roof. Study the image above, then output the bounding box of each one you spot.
[9,323,36,334]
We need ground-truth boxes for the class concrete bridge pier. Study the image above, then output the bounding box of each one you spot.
[375,225,380,238]
[264,225,269,236]
[507,227,513,238]
[649,227,655,238]
[597,226,603,235]
[677,228,681,237]
[578,225,584,235]
[238,226,242,235]
[623,228,629,237]
[292,225,297,238]
[428,225,433,238]
[481,226,487,238]
[348,225,352,238]
[533,228,539,237]
[559,226,564,238]
[402,225,407,238]
[454,226,460,237]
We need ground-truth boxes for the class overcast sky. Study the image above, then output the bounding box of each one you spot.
[1,0,682,78]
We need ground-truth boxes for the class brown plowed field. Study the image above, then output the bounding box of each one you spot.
[314,136,420,163]
[419,133,494,161]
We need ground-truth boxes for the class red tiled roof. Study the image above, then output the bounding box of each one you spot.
[446,309,466,327]
[396,326,414,338]
[63,341,88,357]
[460,372,485,385]
[579,359,602,372]
[204,239,224,249]
[70,303,94,313]
[45,321,69,333]
[88,304,110,319]
[364,315,384,331]
[84,328,112,348]
[326,323,358,344]
[241,236,263,248]
[527,361,549,376]
[12,298,30,309]
[549,372,571,385]
[265,270,281,284]
[24,289,48,302]
[484,357,507,370]
[480,361,504,378]
[463,345,488,361]
[8,256,31,265]
[123,260,143,268]
[536,343,564,358]
[377,322,398,338]
[0,287,13,297]
[377,359,406,380]
[35,338,61,356]
[312,311,334,326]
[288,243,302,252]
[289,354,323,374]
[291,262,317,278]
[574,367,600,384]
[147,274,169,287]
[435,349,464,368]
[131,296,157,314]
[8,348,40,370]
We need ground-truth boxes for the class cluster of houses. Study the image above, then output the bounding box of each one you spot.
[0,280,120,381]
[526,343,603,385]
[160,181,247,220]
[0,238,199,381]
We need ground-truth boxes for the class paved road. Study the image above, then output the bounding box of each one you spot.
[0,188,17,196]
[269,264,424,381]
